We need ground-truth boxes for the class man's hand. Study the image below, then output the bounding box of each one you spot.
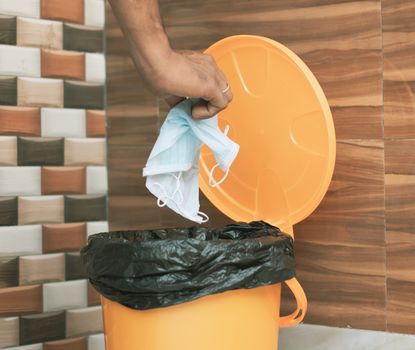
[108,0,232,119]
[152,50,233,119]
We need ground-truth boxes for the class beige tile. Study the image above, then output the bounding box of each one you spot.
[64,138,106,166]
[18,195,64,225]
[18,77,63,108]
[0,136,17,165]
[19,253,65,285]
[17,17,62,49]
[0,316,19,348]
[66,306,103,337]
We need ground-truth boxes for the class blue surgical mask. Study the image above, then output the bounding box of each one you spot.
[143,98,239,223]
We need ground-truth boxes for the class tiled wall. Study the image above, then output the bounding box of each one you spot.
[107,0,415,335]
[0,1,107,349]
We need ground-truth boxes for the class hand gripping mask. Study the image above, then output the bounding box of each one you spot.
[143,98,239,223]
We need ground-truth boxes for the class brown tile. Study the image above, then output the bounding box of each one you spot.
[65,252,87,280]
[17,17,63,50]
[87,281,101,306]
[66,306,103,338]
[42,166,86,195]
[383,0,415,138]
[17,77,64,108]
[106,54,157,118]
[0,106,40,136]
[20,310,66,345]
[386,174,415,242]
[64,80,104,110]
[107,116,158,147]
[44,336,87,350]
[0,316,19,348]
[18,195,64,225]
[63,23,104,53]
[385,140,415,175]
[19,253,65,286]
[387,278,415,334]
[41,49,85,81]
[294,140,385,246]
[64,194,107,222]
[108,195,162,231]
[0,15,16,45]
[0,256,19,288]
[18,137,64,166]
[86,110,106,137]
[0,196,17,226]
[41,0,84,24]
[0,285,42,316]
[42,223,87,253]
[107,145,151,196]
[0,76,17,106]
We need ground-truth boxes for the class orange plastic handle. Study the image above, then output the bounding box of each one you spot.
[279,278,308,328]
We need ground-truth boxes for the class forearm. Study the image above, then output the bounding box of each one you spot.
[108,0,172,89]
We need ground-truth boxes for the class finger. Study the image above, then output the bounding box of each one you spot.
[191,99,223,119]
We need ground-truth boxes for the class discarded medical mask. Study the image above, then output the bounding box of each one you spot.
[143,98,239,223]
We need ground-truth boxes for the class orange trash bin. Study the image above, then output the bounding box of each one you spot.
[100,35,336,350]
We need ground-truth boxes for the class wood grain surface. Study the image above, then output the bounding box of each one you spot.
[42,223,86,253]
[41,49,85,81]
[105,0,415,334]
[19,310,66,345]
[0,285,42,316]
[0,106,41,136]
[0,15,16,45]
[40,0,84,24]
[41,166,86,195]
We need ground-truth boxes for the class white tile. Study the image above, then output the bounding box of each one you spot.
[0,166,41,196]
[0,136,17,166]
[41,108,86,137]
[86,166,107,194]
[0,225,42,256]
[0,45,40,77]
[0,0,40,18]
[88,333,105,350]
[85,53,105,83]
[5,344,43,350]
[84,0,105,28]
[279,324,415,350]
[66,305,103,337]
[86,221,108,238]
[43,279,88,312]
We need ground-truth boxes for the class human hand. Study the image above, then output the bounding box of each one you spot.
[152,49,233,119]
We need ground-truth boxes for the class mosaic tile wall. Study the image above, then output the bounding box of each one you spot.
[0,1,107,349]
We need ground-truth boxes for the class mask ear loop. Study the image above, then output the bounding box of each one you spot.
[208,124,231,188]
[153,172,209,224]
[154,172,184,207]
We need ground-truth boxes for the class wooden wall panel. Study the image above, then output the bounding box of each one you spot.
[105,0,415,335]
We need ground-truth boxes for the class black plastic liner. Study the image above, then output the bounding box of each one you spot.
[80,221,295,310]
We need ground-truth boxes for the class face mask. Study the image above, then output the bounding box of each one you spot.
[143,98,239,224]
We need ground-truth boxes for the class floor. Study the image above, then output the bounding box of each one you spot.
[279,324,415,350]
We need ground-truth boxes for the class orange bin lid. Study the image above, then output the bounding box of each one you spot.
[200,35,336,231]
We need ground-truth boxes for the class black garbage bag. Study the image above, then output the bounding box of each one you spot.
[80,220,295,310]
